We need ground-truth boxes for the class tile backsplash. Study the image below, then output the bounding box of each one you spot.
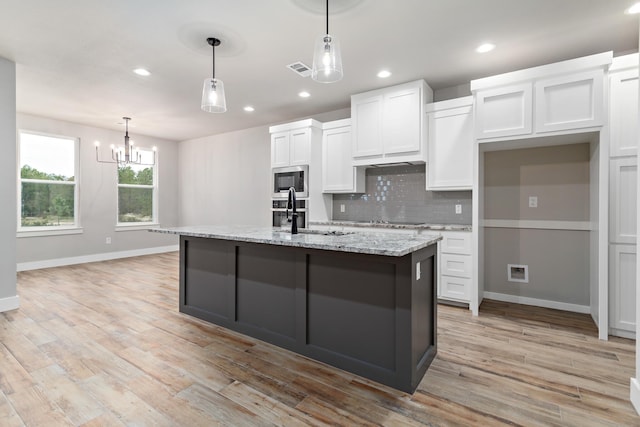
[331,164,472,225]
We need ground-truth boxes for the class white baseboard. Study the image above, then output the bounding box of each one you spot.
[17,245,179,272]
[631,378,640,415]
[483,291,590,314]
[0,295,20,312]
[609,328,636,340]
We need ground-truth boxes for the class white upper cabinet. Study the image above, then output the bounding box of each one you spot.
[425,97,474,191]
[471,52,612,142]
[609,55,639,158]
[474,83,532,140]
[351,94,383,158]
[269,119,321,168]
[351,80,433,166]
[322,119,365,193]
[382,86,423,154]
[535,70,604,133]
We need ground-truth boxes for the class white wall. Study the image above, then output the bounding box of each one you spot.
[178,108,350,227]
[16,114,180,266]
[0,57,18,312]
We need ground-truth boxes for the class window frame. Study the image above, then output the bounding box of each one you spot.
[115,148,158,229]
[16,130,81,237]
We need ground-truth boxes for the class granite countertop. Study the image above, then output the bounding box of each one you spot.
[151,226,441,257]
[309,220,472,232]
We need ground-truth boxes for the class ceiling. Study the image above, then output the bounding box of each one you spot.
[0,0,638,142]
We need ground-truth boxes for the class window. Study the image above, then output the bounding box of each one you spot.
[18,131,79,230]
[117,149,156,225]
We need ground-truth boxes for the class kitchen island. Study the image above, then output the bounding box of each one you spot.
[152,226,441,393]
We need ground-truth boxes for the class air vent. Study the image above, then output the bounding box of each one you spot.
[287,62,311,77]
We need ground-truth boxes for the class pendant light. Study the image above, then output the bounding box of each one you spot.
[311,0,343,83]
[201,37,227,113]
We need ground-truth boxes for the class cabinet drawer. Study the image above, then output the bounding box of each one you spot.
[440,231,471,255]
[440,275,471,302]
[440,253,471,278]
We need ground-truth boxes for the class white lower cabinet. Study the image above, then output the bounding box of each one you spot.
[438,231,472,303]
[609,244,637,337]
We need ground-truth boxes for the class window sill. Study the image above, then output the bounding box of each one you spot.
[115,223,160,232]
[17,227,84,238]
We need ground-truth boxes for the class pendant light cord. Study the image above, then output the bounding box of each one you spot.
[325,0,329,35]
[212,43,216,80]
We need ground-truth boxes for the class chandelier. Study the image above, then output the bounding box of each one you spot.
[95,117,156,166]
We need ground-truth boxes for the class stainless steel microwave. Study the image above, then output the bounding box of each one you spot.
[272,165,308,199]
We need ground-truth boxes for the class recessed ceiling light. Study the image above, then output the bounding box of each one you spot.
[475,43,496,53]
[298,91,311,98]
[377,70,391,78]
[133,68,151,76]
[243,106,255,112]
[625,2,640,14]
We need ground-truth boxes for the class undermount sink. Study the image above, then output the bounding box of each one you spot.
[278,228,354,236]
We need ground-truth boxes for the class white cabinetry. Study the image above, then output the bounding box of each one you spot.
[322,119,365,193]
[534,70,604,133]
[270,119,321,168]
[610,68,639,157]
[607,53,638,338]
[425,97,473,190]
[438,231,472,303]
[474,83,532,139]
[609,245,637,338]
[610,157,637,245]
[471,52,611,142]
[351,80,433,166]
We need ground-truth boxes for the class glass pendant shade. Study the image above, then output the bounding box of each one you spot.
[201,77,227,113]
[311,34,343,83]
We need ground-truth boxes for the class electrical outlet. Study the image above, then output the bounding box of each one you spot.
[106,237,112,244]
[340,204,345,213]
[528,196,538,208]
[416,261,421,280]
[455,204,462,214]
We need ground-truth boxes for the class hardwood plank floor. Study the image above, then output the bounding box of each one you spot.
[2,252,638,426]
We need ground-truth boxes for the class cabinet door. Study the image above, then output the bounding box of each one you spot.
[610,157,638,244]
[271,131,290,167]
[535,69,604,133]
[427,105,473,190]
[383,86,422,154]
[440,276,471,302]
[352,94,383,158]
[323,126,354,192]
[610,69,639,157]
[475,83,532,140]
[289,128,311,165]
[609,244,637,333]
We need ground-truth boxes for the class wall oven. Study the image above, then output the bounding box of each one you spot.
[272,199,307,229]
[272,165,308,199]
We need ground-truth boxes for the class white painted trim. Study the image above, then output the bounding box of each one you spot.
[17,245,179,272]
[17,227,84,238]
[115,223,159,232]
[609,328,636,340]
[482,219,592,231]
[470,51,612,91]
[0,295,20,312]
[631,378,640,415]
[483,291,590,314]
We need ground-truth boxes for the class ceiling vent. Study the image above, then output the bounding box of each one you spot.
[287,62,311,77]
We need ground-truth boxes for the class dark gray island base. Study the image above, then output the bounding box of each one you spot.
[155,226,439,393]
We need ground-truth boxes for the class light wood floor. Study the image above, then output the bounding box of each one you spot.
[2,252,638,426]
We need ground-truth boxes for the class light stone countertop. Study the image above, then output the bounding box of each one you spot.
[151,225,441,257]
[309,220,472,232]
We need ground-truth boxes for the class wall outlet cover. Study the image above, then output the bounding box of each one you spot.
[455,204,462,214]
[528,196,538,208]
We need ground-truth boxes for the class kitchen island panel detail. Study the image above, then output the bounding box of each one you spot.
[306,252,398,371]
[176,233,437,393]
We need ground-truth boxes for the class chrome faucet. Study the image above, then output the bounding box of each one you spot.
[286,187,298,234]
